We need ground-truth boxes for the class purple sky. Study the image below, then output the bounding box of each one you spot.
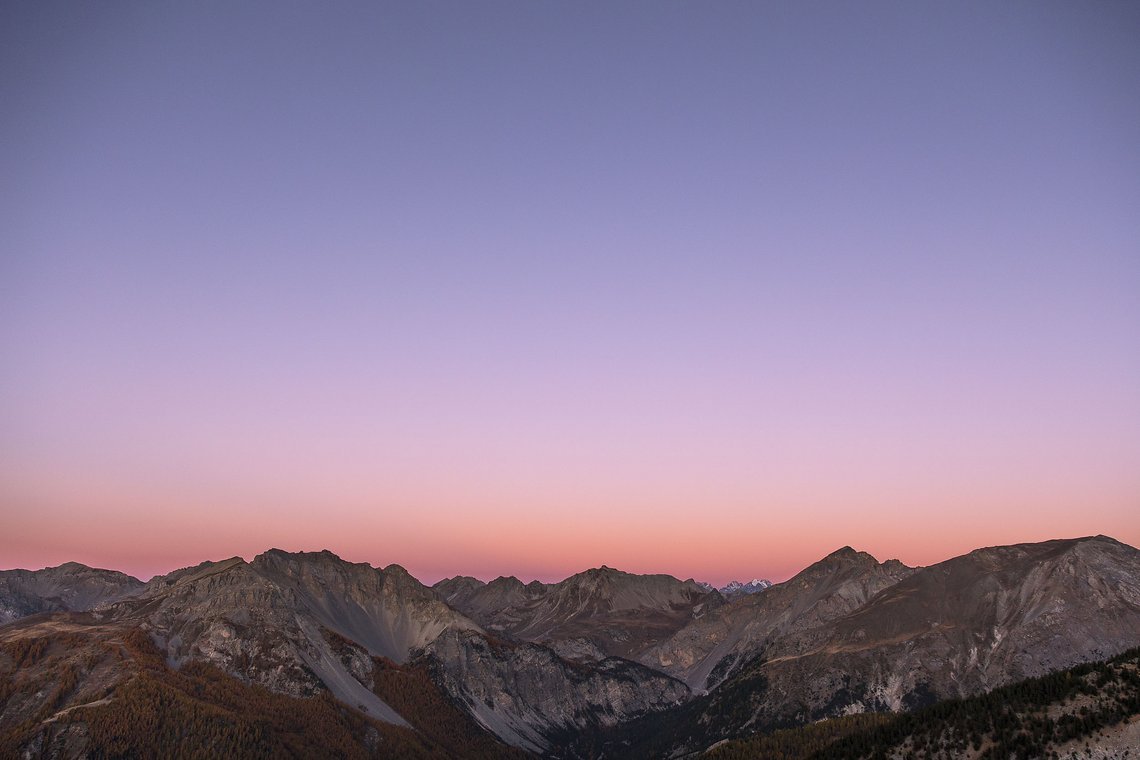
[2,2,1138,585]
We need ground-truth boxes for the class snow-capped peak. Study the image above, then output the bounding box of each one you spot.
[718,578,773,596]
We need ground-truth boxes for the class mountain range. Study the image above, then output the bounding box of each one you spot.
[2,535,1138,758]
[716,578,773,597]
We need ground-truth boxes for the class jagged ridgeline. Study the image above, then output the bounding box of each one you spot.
[2,535,1139,758]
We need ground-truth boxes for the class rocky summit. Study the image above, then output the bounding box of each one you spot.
[2,535,1139,758]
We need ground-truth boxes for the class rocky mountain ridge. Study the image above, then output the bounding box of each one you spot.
[434,565,722,661]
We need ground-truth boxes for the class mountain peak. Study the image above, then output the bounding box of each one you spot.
[818,545,881,566]
[558,566,628,587]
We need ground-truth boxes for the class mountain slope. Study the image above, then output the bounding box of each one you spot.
[103,551,440,723]
[423,628,689,754]
[0,563,144,625]
[621,535,1140,755]
[434,575,550,627]
[0,615,508,758]
[702,646,1140,759]
[437,566,722,661]
[250,549,477,663]
[640,547,914,690]
[747,535,1140,717]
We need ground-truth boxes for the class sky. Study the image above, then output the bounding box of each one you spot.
[2,1,1138,586]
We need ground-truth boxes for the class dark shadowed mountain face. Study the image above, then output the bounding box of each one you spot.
[434,565,723,661]
[2,535,1139,759]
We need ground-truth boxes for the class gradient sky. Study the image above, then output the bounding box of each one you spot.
[2,2,1138,586]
